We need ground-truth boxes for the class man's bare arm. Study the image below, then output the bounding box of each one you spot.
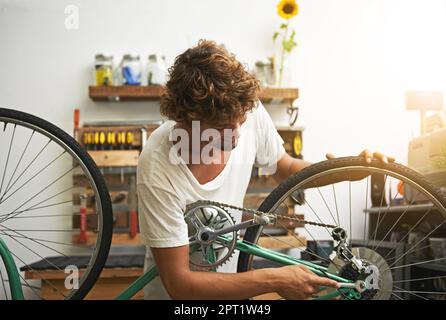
[272,151,395,186]
[151,244,339,300]
[272,153,312,183]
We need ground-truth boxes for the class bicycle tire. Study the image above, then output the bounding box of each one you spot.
[0,107,113,300]
[237,156,446,277]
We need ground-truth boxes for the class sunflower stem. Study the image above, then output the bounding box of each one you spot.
[278,20,290,87]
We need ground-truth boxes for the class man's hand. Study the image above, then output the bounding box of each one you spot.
[274,265,340,300]
[326,149,395,164]
[319,150,396,185]
[152,245,340,300]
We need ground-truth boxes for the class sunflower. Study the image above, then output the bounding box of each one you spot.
[277,0,299,20]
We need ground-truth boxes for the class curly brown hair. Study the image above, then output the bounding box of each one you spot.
[160,40,260,127]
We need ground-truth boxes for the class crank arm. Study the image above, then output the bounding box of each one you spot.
[211,215,272,238]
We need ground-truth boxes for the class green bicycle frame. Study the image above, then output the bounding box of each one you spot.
[1,236,356,300]
[0,238,24,300]
[116,239,355,300]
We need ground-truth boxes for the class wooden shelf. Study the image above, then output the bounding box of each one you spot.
[89,85,164,101]
[88,150,140,167]
[259,87,299,101]
[89,85,299,102]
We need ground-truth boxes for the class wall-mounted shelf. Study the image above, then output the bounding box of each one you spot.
[89,85,299,102]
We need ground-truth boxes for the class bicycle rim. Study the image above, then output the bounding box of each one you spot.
[238,157,446,300]
[0,108,112,300]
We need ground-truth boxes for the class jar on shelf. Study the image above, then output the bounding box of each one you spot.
[254,58,274,87]
[147,53,167,85]
[94,54,114,86]
[121,54,142,85]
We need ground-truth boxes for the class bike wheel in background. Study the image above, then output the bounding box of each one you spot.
[0,108,112,300]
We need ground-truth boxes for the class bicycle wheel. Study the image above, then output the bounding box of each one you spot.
[0,108,113,300]
[238,156,446,300]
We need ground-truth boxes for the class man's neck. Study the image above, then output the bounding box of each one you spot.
[173,122,231,184]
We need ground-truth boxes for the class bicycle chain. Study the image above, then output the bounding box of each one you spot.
[193,200,338,229]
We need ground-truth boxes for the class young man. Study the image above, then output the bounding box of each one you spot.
[137,40,393,300]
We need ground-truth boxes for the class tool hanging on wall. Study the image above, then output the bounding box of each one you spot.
[78,195,88,244]
[106,131,115,150]
[287,105,299,127]
[129,176,138,238]
[99,131,106,150]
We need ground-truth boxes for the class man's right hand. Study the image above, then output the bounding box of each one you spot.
[274,265,340,300]
[151,244,341,300]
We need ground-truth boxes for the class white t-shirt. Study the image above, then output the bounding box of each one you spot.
[136,101,286,299]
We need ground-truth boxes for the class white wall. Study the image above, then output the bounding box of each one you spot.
[1,0,446,298]
[1,0,446,162]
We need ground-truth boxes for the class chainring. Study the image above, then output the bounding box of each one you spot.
[185,202,237,270]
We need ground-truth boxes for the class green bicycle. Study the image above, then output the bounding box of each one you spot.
[1,107,446,300]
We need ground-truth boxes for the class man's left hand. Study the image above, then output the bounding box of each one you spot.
[326,149,395,164]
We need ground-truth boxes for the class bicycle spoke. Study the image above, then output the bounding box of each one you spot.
[2,231,82,298]
[393,290,446,295]
[271,221,334,266]
[0,229,81,233]
[9,199,75,215]
[1,138,51,198]
[381,207,432,262]
[389,220,446,268]
[388,256,446,271]
[0,267,8,299]
[303,197,333,238]
[0,124,16,197]
[369,175,387,246]
[7,249,66,299]
[0,185,74,222]
[372,193,420,251]
[363,176,369,243]
[0,130,34,201]
[314,184,339,226]
[4,212,97,220]
[302,225,342,271]
[1,166,75,221]
[332,184,341,226]
[303,197,358,267]
[367,182,410,249]
[0,231,95,250]
[391,292,404,300]
[3,229,66,272]
[0,150,67,204]
[377,243,434,269]
[246,228,339,270]
[0,201,77,225]
[10,271,42,300]
[348,178,352,244]
[4,279,41,291]
[393,275,446,284]
[0,223,71,258]
[392,285,429,300]
[260,228,306,249]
